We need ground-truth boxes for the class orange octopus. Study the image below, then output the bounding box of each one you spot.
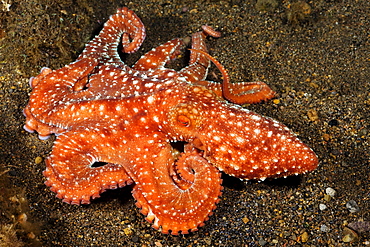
[23,7,318,234]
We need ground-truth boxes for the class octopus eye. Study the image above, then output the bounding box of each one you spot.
[177,115,191,127]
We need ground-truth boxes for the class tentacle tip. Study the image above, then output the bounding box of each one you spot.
[202,25,222,38]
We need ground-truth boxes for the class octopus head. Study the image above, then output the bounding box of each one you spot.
[166,86,318,180]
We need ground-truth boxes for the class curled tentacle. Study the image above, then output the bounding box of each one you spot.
[132,148,222,235]
[43,128,133,205]
[170,151,197,190]
[79,7,146,66]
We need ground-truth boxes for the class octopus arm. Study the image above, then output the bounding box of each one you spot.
[133,38,184,71]
[178,30,210,83]
[23,57,99,137]
[43,127,133,205]
[129,144,222,235]
[222,80,276,104]
[188,48,276,104]
[78,7,146,67]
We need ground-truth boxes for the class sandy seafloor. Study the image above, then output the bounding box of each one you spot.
[0,0,369,246]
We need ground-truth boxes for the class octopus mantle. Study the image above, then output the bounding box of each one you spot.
[23,7,318,235]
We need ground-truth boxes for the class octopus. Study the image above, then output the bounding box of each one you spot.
[23,7,318,234]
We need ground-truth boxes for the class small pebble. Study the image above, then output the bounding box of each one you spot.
[319,203,327,211]
[307,109,319,121]
[18,213,28,224]
[325,187,336,197]
[346,200,360,213]
[131,235,139,242]
[322,133,331,141]
[27,232,36,240]
[300,231,309,242]
[348,220,370,233]
[258,239,267,246]
[204,237,212,245]
[154,241,163,247]
[342,227,359,243]
[242,217,250,224]
[328,119,339,126]
[324,194,331,202]
[320,224,329,232]
[35,156,43,164]
[123,227,133,236]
